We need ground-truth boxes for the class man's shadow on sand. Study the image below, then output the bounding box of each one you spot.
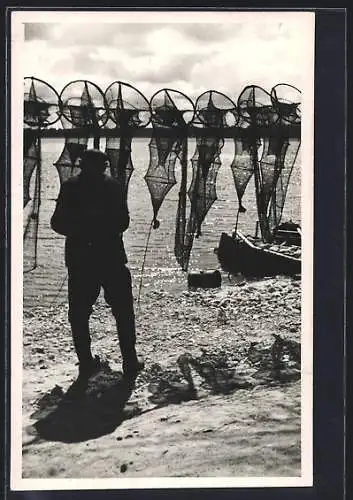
[27,364,199,445]
[27,357,272,445]
[29,365,143,444]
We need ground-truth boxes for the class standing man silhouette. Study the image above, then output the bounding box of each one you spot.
[51,149,144,382]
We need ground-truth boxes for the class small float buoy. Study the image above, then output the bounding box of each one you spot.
[187,270,222,289]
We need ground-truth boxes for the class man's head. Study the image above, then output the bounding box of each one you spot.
[79,149,109,176]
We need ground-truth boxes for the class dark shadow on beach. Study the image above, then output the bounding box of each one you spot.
[30,365,141,444]
[27,341,301,446]
[27,371,200,446]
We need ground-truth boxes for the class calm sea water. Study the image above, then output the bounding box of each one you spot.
[24,137,301,307]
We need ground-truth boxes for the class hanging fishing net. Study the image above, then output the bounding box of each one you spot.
[230,92,261,216]
[24,78,60,205]
[267,84,301,230]
[104,81,151,196]
[145,89,194,231]
[194,91,237,129]
[187,136,224,237]
[267,86,301,229]
[271,84,301,125]
[178,91,236,271]
[23,77,61,272]
[258,136,290,214]
[24,77,61,129]
[60,80,107,129]
[54,80,107,184]
[230,134,256,214]
[267,137,301,231]
[228,106,254,214]
[22,77,302,281]
[237,85,279,128]
[234,85,283,240]
[23,160,41,273]
[53,115,88,185]
[23,130,40,208]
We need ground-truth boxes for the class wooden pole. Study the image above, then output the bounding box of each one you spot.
[175,130,188,271]
[251,127,271,242]
[118,125,131,191]
[33,129,42,270]
[181,133,188,258]
[234,207,240,234]
[93,132,100,150]
[180,134,188,221]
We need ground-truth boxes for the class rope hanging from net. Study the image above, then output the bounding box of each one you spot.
[23,77,60,273]
[104,81,151,200]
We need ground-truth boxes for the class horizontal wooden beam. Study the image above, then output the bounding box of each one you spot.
[24,124,301,140]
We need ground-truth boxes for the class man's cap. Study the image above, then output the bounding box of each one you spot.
[79,149,109,168]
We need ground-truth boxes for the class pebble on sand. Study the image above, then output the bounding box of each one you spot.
[120,463,128,473]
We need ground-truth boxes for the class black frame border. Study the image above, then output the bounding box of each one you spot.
[3,6,346,500]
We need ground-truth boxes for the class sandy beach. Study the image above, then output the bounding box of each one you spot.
[22,274,301,479]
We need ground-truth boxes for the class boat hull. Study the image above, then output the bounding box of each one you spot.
[217,232,301,278]
[273,222,301,247]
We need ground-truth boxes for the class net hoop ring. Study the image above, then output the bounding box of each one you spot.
[59,79,109,128]
[104,80,152,128]
[270,83,301,124]
[194,89,238,128]
[24,76,62,127]
[237,85,280,126]
[150,88,196,127]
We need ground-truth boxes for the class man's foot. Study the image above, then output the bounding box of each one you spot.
[78,355,102,380]
[65,378,88,400]
[122,355,145,380]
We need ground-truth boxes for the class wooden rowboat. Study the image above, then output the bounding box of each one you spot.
[217,230,301,278]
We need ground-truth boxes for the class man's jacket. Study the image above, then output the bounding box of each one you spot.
[51,173,129,268]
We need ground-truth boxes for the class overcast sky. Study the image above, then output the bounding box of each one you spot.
[22,14,314,102]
